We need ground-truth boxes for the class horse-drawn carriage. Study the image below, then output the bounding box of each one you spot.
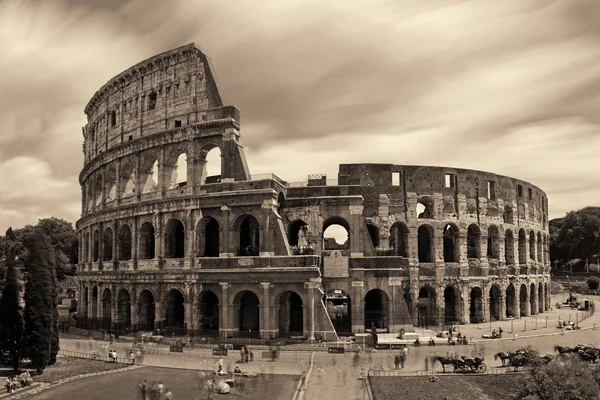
[435,355,487,373]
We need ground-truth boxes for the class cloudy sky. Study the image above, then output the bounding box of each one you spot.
[1,0,599,232]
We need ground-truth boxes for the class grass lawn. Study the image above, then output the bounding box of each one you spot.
[370,374,527,400]
[21,366,299,400]
[0,356,128,383]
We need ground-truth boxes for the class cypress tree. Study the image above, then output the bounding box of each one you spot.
[22,231,55,374]
[0,261,24,372]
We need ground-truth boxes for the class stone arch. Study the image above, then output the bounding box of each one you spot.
[530,283,537,315]
[444,285,460,325]
[487,225,500,259]
[117,289,131,330]
[102,227,113,262]
[164,288,185,330]
[443,223,460,263]
[289,219,309,247]
[165,218,185,258]
[141,157,159,193]
[120,161,136,197]
[234,214,260,256]
[518,229,527,265]
[324,289,352,335]
[277,291,304,336]
[234,290,260,337]
[168,151,188,189]
[504,230,515,265]
[102,288,112,330]
[536,232,543,264]
[519,284,528,316]
[198,290,219,333]
[489,284,502,321]
[93,229,100,262]
[106,167,117,201]
[94,174,103,206]
[529,230,536,261]
[416,196,433,219]
[389,222,409,257]
[364,289,389,330]
[470,287,484,323]
[467,224,481,259]
[506,283,516,318]
[137,289,156,331]
[538,283,544,313]
[118,224,132,261]
[322,217,350,251]
[196,217,220,257]
[366,223,380,248]
[417,285,436,327]
[417,224,434,263]
[201,145,222,184]
[139,222,156,259]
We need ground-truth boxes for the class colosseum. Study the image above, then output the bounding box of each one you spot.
[76,43,551,341]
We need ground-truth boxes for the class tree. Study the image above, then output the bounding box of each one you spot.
[517,357,600,399]
[550,207,600,265]
[0,260,24,372]
[35,218,78,280]
[587,277,600,291]
[22,231,58,374]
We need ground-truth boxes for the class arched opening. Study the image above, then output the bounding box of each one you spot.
[289,220,311,254]
[519,284,528,316]
[102,228,113,262]
[118,225,132,261]
[165,219,185,258]
[518,229,527,264]
[324,289,352,335]
[196,217,220,257]
[504,230,515,265]
[91,287,98,321]
[93,230,100,262]
[538,284,544,314]
[487,226,500,259]
[120,162,135,197]
[323,217,350,251]
[169,153,187,188]
[503,205,513,223]
[364,289,388,330]
[94,175,103,206]
[117,290,131,331]
[367,224,379,248]
[418,286,436,327]
[489,285,502,321]
[444,286,459,325]
[536,232,543,263]
[82,232,89,263]
[529,283,537,315]
[278,291,304,336]
[470,287,484,323]
[164,289,185,331]
[142,159,159,193]
[389,222,408,257]
[137,290,155,331]
[417,225,433,263]
[102,288,112,330]
[529,231,536,261]
[238,215,260,256]
[139,222,156,259]
[198,291,219,334]
[467,224,480,258]
[416,198,433,219]
[106,167,117,201]
[83,287,89,319]
[506,283,516,318]
[202,147,222,184]
[443,223,459,263]
[545,283,549,311]
[237,291,260,337]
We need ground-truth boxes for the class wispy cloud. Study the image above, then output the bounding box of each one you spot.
[1,0,599,230]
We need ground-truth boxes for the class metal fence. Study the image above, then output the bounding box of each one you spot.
[59,349,129,364]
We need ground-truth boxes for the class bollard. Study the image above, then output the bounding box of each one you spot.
[545,316,548,328]
[523,319,526,332]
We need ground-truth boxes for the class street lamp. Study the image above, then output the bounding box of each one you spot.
[566,275,572,305]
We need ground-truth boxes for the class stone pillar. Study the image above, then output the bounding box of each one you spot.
[131,289,138,331]
[436,286,445,327]
[185,283,194,332]
[306,281,316,340]
[132,217,139,268]
[112,221,118,265]
[260,201,274,256]
[87,284,93,320]
[433,231,444,263]
[219,283,230,338]
[500,291,507,320]
[482,285,490,322]
[349,205,364,257]
[352,282,365,333]
[498,234,506,264]
[408,233,419,262]
[96,284,103,323]
[523,285,530,317]
[220,206,233,256]
[458,233,468,266]
[459,284,470,324]
[155,213,163,261]
[260,282,273,338]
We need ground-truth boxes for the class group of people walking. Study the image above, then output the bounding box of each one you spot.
[136,379,173,400]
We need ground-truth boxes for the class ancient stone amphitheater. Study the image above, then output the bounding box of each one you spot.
[76,43,551,340]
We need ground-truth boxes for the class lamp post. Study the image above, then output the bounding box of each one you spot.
[566,275,572,305]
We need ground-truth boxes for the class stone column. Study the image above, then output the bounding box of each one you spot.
[87,284,93,320]
[436,286,445,327]
[131,288,138,332]
[112,221,118,267]
[458,233,468,266]
[349,205,364,257]
[184,283,194,333]
[306,281,316,340]
[352,282,365,333]
[219,283,230,338]
[500,291,507,320]
[260,282,272,338]
[220,206,233,256]
[132,217,139,269]
[408,233,419,263]
[96,284,103,325]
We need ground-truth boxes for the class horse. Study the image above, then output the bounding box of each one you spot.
[579,348,600,364]
[494,352,512,367]
[554,345,577,355]
[434,356,455,373]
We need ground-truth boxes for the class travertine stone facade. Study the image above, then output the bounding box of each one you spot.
[76,44,551,340]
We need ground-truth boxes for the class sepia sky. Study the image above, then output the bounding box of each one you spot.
[1,0,600,232]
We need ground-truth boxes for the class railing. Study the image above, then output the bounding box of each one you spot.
[58,349,129,364]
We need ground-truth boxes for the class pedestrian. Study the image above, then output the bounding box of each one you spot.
[399,351,406,369]
[394,354,400,369]
[317,367,323,384]
[353,352,360,367]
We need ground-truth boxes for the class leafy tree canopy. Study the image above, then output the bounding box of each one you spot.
[549,206,600,265]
